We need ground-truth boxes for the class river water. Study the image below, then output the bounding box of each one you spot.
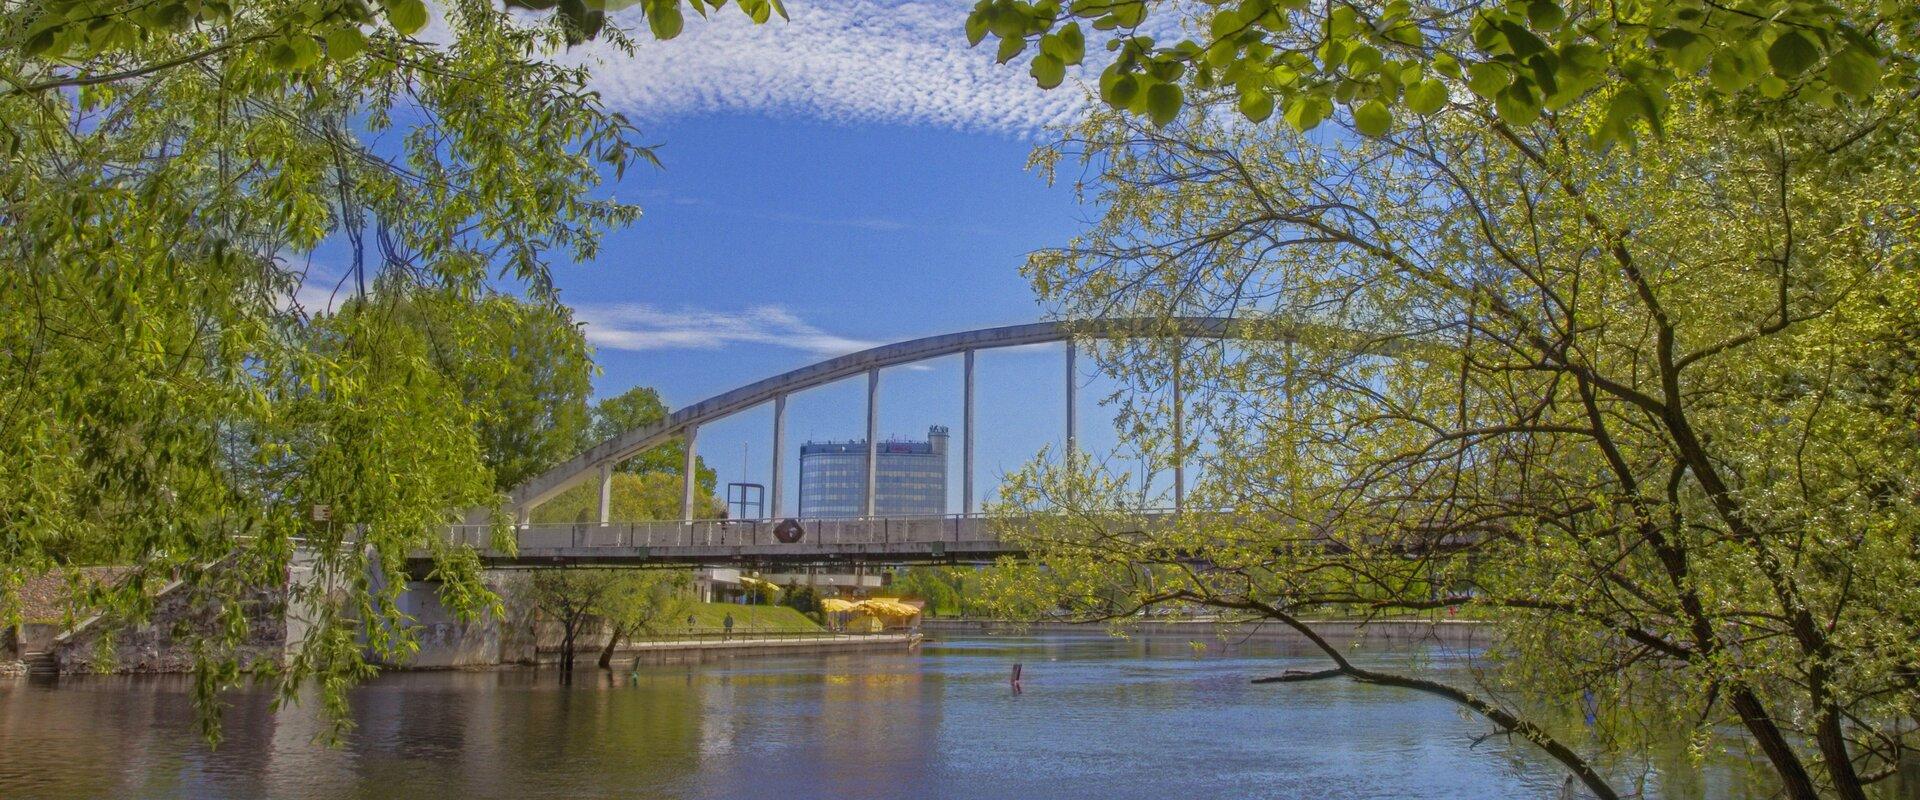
[0,633,1769,799]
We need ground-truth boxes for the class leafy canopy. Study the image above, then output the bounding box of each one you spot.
[968,0,1918,146]
[0,0,663,737]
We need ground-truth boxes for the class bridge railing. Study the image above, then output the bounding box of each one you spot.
[445,514,997,552]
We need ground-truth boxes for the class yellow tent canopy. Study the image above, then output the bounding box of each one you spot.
[853,598,920,618]
[738,575,779,589]
[820,597,856,612]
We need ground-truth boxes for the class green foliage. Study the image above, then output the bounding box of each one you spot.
[889,566,969,616]
[1013,51,1919,797]
[778,581,820,614]
[530,470,725,522]
[0,0,644,736]
[585,386,717,493]
[350,284,595,492]
[968,0,1918,145]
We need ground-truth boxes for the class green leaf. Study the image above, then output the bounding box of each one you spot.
[387,0,428,35]
[1405,79,1448,114]
[1494,83,1539,125]
[1766,29,1820,78]
[23,25,60,58]
[1466,62,1508,99]
[1101,71,1140,106]
[325,27,367,61]
[1238,88,1275,122]
[1525,0,1564,30]
[965,11,990,46]
[996,34,1026,63]
[1352,99,1392,136]
[1433,52,1462,79]
[1031,53,1066,88]
[1058,23,1085,65]
[1826,46,1881,96]
[1345,44,1382,76]
[1708,48,1753,93]
[1283,92,1330,131]
[649,2,684,39]
[1498,20,1548,58]
[1146,81,1183,126]
[1327,5,1357,37]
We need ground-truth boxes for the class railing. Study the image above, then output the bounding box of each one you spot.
[447,513,1006,552]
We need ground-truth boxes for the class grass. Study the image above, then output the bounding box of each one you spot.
[674,602,823,634]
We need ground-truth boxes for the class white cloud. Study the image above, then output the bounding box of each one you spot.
[576,302,883,357]
[564,0,1096,135]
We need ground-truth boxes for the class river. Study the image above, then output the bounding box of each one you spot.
[0,633,1774,799]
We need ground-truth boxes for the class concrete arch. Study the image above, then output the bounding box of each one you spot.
[507,316,1330,516]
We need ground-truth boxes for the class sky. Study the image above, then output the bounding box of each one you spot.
[536,0,1157,517]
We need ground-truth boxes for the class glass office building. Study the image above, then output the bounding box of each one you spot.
[798,425,948,518]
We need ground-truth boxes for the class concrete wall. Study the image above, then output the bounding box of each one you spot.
[51,581,286,674]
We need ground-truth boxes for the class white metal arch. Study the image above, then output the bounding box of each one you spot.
[506,316,1331,521]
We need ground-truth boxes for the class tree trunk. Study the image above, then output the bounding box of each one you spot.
[559,616,577,684]
[598,621,628,669]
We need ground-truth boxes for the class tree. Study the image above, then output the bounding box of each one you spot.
[968,0,1916,147]
[994,39,1918,800]
[595,569,692,668]
[585,386,717,494]
[529,470,725,523]
[779,581,819,615]
[890,567,963,617]
[524,569,613,679]
[1,0,652,737]
[342,282,595,491]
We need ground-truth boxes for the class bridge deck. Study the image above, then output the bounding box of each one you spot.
[429,515,1033,568]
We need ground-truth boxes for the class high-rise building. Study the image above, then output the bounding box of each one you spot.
[798,425,948,518]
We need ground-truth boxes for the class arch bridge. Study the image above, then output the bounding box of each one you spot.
[438,316,1363,569]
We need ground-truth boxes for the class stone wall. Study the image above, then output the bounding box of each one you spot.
[51,582,287,674]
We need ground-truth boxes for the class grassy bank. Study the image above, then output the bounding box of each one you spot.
[672,603,822,634]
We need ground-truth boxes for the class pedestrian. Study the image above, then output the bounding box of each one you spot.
[723,612,734,641]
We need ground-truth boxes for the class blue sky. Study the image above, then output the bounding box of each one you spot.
[536,2,1158,516]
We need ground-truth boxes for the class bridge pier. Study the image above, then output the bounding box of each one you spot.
[771,393,786,518]
[864,367,879,517]
[963,348,975,515]
[681,423,699,523]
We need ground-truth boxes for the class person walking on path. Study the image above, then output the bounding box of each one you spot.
[723,612,735,642]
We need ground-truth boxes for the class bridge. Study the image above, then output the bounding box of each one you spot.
[433,316,1395,570]
[441,513,1172,568]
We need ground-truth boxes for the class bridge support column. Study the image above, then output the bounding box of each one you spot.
[681,422,699,523]
[770,393,786,520]
[1172,342,1184,514]
[1065,340,1077,465]
[865,368,879,518]
[597,463,612,525]
[963,348,975,515]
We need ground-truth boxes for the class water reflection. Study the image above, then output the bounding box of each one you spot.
[0,634,1811,799]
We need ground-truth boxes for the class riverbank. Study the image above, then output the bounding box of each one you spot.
[919,617,1490,647]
